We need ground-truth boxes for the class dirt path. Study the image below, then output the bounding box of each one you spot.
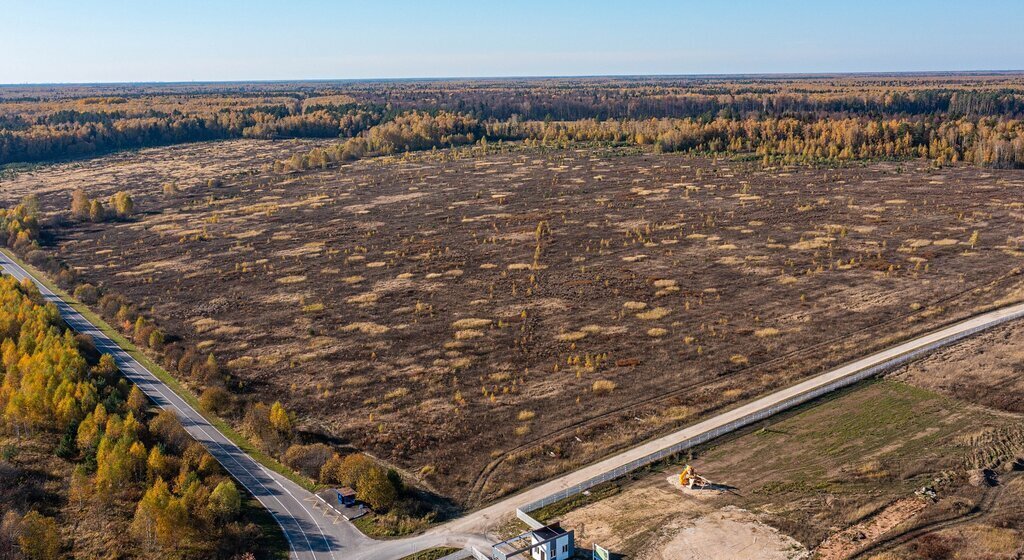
[815,497,928,560]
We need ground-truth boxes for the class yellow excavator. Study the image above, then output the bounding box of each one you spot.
[679,464,714,490]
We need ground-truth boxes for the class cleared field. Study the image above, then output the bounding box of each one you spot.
[0,138,324,202]
[555,380,1023,559]
[12,143,1024,505]
[894,320,1024,413]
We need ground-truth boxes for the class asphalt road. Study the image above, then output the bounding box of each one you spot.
[4,249,1023,560]
[0,252,365,560]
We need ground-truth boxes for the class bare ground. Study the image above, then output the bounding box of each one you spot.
[8,143,1024,506]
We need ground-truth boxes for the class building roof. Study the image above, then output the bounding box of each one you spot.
[532,522,566,541]
[337,486,357,497]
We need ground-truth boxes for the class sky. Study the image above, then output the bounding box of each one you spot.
[2,0,1023,84]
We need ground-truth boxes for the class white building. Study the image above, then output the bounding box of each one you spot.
[489,521,575,560]
[529,523,573,560]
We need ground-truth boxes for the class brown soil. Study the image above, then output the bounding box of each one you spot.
[643,506,808,560]
[10,143,1024,506]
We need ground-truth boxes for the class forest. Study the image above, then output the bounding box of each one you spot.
[3,73,1024,167]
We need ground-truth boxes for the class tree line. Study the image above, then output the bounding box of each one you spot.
[5,75,1024,165]
[490,115,1024,167]
[0,94,388,165]
[274,111,483,172]
[0,274,269,559]
[277,110,1024,169]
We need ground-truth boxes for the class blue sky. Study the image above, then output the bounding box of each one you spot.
[2,0,1023,83]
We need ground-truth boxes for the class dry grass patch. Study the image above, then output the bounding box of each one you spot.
[754,327,780,338]
[623,301,648,311]
[636,306,671,320]
[592,380,617,394]
[452,318,492,329]
[276,275,307,284]
[384,387,410,400]
[341,322,391,335]
[789,237,834,251]
[193,317,220,333]
[346,292,379,305]
[556,331,588,342]
[454,329,485,340]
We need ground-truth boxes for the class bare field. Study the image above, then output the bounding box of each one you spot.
[894,320,1024,413]
[13,143,1024,505]
[0,138,325,201]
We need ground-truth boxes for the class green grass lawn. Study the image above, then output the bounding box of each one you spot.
[699,379,986,494]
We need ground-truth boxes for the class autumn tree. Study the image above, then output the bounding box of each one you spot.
[320,453,374,487]
[109,191,135,218]
[127,385,148,417]
[70,189,91,220]
[207,480,241,522]
[88,199,106,222]
[17,511,61,560]
[132,477,188,550]
[356,466,400,511]
[269,401,292,436]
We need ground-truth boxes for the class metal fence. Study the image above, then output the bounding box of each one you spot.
[438,549,475,560]
[518,307,1024,514]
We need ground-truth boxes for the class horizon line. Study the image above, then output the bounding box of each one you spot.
[3,69,1024,88]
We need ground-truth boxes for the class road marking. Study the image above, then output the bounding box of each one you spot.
[0,254,339,560]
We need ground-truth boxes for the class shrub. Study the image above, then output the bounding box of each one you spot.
[357,466,400,511]
[283,444,333,479]
[198,386,233,416]
[592,380,617,394]
[320,453,374,488]
[73,283,99,304]
[109,191,134,217]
